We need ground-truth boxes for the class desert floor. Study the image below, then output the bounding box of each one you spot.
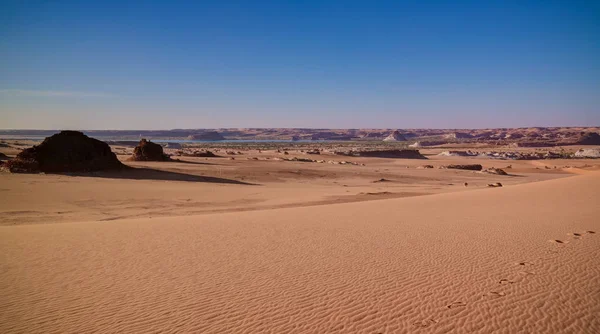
[1,143,599,333]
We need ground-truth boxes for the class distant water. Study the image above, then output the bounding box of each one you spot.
[0,135,323,144]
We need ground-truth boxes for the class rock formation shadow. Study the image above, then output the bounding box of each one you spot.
[56,167,256,185]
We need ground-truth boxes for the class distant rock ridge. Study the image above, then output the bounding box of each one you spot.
[445,132,473,139]
[383,130,407,142]
[186,131,225,141]
[3,127,600,144]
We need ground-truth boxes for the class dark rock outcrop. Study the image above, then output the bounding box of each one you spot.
[176,150,219,158]
[576,132,600,145]
[444,164,483,171]
[5,130,124,173]
[130,139,170,161]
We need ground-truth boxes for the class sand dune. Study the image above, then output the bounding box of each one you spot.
[1,173,599,333]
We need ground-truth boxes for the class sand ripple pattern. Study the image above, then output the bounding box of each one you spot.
[1,173,599,333]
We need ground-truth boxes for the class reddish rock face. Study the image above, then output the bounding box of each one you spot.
[6,131,124,173]
[130,139,170,161]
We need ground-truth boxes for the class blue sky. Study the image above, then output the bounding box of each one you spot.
[1,0,599,129]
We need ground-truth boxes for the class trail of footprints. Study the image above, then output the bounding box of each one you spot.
[412,230,596,329]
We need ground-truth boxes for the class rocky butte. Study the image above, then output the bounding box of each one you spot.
[5,130,124,173]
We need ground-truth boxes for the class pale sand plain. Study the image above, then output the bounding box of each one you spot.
[1,145,599,333]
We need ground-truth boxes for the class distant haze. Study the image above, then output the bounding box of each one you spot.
[1,1,599,129]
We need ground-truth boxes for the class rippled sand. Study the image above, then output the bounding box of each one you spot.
[1,172,599,333]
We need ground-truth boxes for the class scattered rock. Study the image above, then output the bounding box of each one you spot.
[481,167,508,175]
[438,150,477,157]
[130,139,170,161]
[5,130,124,173]
[336,149,426,159]
[487,182,503,187]
[289,157,314,162]
[418,164,434,169]
[305,149,320,155]
[0,152,9,160]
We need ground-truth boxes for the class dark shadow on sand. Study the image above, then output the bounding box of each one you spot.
[58,166,256,185]
[168,158,224,166]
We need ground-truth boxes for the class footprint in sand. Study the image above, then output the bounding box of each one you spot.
[484,291,506,298]
[412,319,438,328]
[586,231,596,234]
[499,278,516,285]
[549,239,567,244]
[446,301,466,309]
[567,233,583,239]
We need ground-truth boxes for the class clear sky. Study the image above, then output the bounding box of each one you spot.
[1,0,599,129]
